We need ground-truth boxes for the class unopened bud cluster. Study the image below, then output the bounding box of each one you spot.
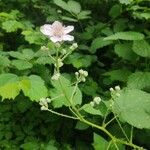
[39,97,51,111]
[54,58,63,68]
[90,96,102,107]
[70,43,78,50]
[51,73,60,80]
[109,85,121,97]
[75,69,88,82]
[41,46,49,51]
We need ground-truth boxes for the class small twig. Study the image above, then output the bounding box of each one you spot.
[47,109,79,120]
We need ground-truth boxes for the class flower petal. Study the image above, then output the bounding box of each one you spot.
[63,35,74,41]
[64,26,74,34]
[50,36,63,43]
[52,21,63,28]
[40,24,52,36]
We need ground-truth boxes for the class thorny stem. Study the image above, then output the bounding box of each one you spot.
[49,45,144,150]
[57,79,144,149]
[104,115,117,127]
[58,80,144,149]
[115,116,130,142]
[46,109,79,120]
[130,126,134,143]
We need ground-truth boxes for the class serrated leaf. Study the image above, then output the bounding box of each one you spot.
[0,55,10,67]
[22,75,48,101]
[68,0,81,14]
[9,51,25,60]
[90,37,113,53]
[2,20,24,32]
[119,0,133,5]
[103,69,132,82]
[78,10,91,20]
[22,30,45,45]
[75,121,89,130]
[0,74,20,99]
[81,104,103,116]
[50,75,82,108]
[114,43,138,61]
[35,57,52,65]
[127,72,150,90]
[12,60,33,70]
[133,40,150,57]
[112,89,150,129]
[66,52,97,68]
[92,133,108,150]
[20,142,39,150]
[109,4,122,18]
[61,16,77,22]
[54,0,70,12]
[104,32,144,41]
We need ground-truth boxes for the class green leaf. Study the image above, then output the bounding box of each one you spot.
[61,16,78,22]
[0,55,10,68]
[103,69,132,82]
[81,104,103,116]
[91,37,113,53]
[12,60,33,70]
[114,43,138,61]
[50,75,82,108]
[66,52,97,68]
[2,20,24,32]
[54,0,70,12]
[112,89,150,129]
[78,11,91,20]
[68,0,81,14]
[22,75,48,101]
[35,57,52,65]
[92,133,108,150]
[119,0,133,5]
[22,30,45,45]
[20,142,39,150]
[75,121,89,130]
[109,4,122,18]
[133,40,150,57]
[0,73,20,99]
[127,72,150,90]
[104,32,145,41]
[9,51,25,60]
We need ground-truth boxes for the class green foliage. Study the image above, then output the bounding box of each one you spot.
[133,40,150,57]
[0,0,150,149]
[113,89,150,129]
[114,43,138,61]
[50,75,82,108]
[127,72,150,90]
[104,32,145,40]
[0,74,47,101]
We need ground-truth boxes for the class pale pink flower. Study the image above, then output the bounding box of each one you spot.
[40,21,74,43]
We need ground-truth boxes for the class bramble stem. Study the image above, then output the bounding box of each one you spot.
[47,109,79,120]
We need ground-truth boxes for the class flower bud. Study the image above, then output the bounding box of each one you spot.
[51,73,60,80]
[57,10,62,13]
[83,71,88,77]
[75,72,79,76]
[93,97,101,105]
[90,101,95,107]
[41,46,49,51]
[61,49,67,55]
[46,98,51,103]
[115,85,121,91]
[109,87,114,92]
[70,43,78,50]
[41,106,48,111]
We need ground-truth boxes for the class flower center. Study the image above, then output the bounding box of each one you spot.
[52,24,64,37]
